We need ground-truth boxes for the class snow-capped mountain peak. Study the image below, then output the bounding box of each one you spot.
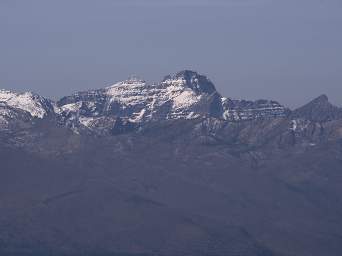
[56,71,224,132]
[105,78,152,109]
[161,70,217,95]
[0,89,53,118]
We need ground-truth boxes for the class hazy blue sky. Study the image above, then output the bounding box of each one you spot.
[1,0,341,107]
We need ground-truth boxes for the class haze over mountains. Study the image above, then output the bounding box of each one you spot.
[1,71,342,256]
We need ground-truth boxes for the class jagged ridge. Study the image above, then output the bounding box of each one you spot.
[2,70,341,135]
[54,70,288,133]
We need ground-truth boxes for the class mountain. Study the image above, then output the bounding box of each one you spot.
[0,90,55,132]
[292,94,342,122]
[1,71,342,256]
[54,71,288,134]
[0,71,289,134]
[0,89,54,119]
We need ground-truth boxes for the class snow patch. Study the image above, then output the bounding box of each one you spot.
[0,90,48,118]
[172,90,201,109]
[291,120,297,131]
[60,102,82,113]
[79,116,95,127]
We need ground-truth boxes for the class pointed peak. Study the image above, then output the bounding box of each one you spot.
[174,70,201,78]
[297,94,332,111]
[311,94,329,104]
[162,70,217,95]
[292,94,342,122]
[162,70,208,82]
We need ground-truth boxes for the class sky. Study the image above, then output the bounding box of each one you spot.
[0,0,341,108]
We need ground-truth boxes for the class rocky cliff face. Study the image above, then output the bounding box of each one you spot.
[221,97,288,121]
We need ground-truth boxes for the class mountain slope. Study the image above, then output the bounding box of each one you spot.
[0,144,275,256]
[0,89,54,119]
[292,94,342,122]
[1,116,342,256]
